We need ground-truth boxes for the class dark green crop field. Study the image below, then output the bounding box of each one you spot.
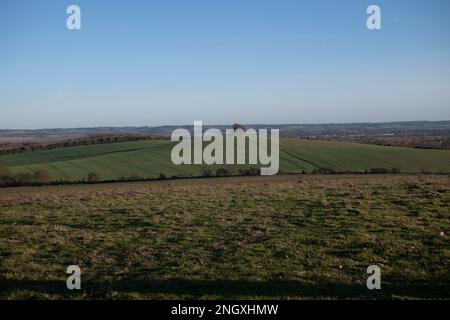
[0,175,448,299]
[1,139,449,182]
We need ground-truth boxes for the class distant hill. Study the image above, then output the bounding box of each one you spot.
[1,120,449,143]
[2,120,449,153]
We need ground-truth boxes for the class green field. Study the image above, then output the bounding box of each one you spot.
[1,139,449,182]
[0,175,448,299]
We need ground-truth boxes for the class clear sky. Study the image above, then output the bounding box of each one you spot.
[1,0,449,129]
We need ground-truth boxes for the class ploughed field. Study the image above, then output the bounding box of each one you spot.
[0,174,448,299]
[0,139,450,182]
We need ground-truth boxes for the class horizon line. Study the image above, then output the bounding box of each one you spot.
[1,119,450,132]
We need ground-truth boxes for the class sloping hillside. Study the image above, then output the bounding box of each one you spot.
[1,139,449,182]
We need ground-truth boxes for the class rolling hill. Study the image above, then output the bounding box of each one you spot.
[0,139,449,182]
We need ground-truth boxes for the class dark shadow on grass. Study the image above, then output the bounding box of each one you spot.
[1,277,449,299]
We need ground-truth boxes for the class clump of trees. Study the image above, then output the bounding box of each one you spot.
[311,167,337,174]
[198,166,261,178]
[200,166,213,177]
[232,123,247,131]
[309,167,403,174]
[0,165,13,185]
[87,172,101,182]
[366,167,401,174]
[215,168,229,177]
[238,167,261,176]
[0,166,53,186]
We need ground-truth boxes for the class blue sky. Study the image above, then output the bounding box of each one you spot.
[1,0,449,129]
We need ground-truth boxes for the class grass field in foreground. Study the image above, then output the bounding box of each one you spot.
[0,174,449,299]
[1,139,450,182]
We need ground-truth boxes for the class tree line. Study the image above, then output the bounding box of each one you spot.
[0,166,107,187]
[0,134,166,156]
